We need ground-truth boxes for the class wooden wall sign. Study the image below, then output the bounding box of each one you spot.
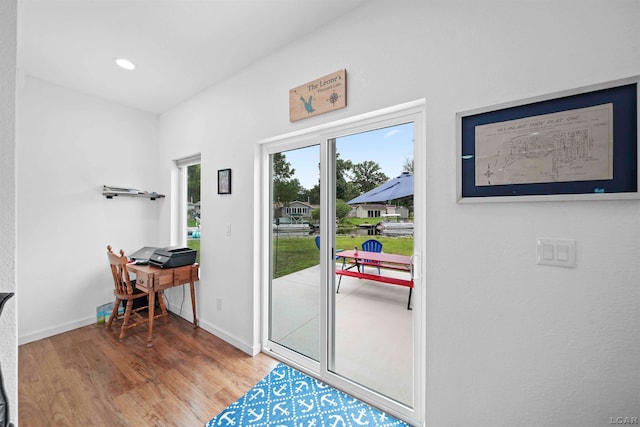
[289,69,347,122]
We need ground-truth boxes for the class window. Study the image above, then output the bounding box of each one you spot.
[176,154,201,263]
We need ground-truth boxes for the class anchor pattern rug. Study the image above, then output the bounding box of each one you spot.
[206,363,410,427]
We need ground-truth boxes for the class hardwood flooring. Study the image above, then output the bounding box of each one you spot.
[18,313,278,426]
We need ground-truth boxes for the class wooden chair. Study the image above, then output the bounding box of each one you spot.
[106,245,168,341]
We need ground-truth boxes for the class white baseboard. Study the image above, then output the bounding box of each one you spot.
[19,315,96,345]
[196,317,260,356]
[18,309,263,359]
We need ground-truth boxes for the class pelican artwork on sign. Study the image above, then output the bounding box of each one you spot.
[300,95,315,113]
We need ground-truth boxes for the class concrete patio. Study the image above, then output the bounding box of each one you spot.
[270,264,414,405]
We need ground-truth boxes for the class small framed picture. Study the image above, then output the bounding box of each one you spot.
[218,169,232,194]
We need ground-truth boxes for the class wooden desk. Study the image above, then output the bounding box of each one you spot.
[126,263,199,347]
[336,249,413,310]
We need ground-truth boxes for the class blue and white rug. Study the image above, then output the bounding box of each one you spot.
[206,363,410,427]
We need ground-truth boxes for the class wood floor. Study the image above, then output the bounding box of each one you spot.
[18,313,278,426]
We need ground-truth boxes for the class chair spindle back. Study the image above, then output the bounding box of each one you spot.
[107,245,135,296]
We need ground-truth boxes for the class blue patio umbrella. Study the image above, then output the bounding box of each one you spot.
[347,172,413,204]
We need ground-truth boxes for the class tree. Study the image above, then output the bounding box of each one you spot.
[275,178,303,207]
[273,152,295,182]
[307,184,320,205]
[312,202,351,223]
[272,153,300,206]
[351,160,388,194]
[402,158,414,174]
[187,163,200,203]
[341,181,359,204]
[295,184,320,205]
[335,154,353,201]
[336,199,351,222]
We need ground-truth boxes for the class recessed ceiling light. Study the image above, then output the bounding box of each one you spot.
[114,58,136,70]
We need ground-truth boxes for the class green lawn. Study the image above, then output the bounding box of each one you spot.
[272,235,413,278]
[186,239,200,264]
[187,232,412,278]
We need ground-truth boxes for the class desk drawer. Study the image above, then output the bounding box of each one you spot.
[134,274,152,292]
[157,272,175,288]
[173,268,193,285]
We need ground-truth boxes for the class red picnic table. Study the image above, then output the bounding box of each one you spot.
[335,249,414,310]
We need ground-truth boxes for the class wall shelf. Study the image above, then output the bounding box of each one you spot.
[103,185,165,200]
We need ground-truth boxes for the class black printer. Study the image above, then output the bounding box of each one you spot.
[149,247,197,268]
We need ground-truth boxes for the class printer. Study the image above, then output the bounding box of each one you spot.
[148,246,197,269]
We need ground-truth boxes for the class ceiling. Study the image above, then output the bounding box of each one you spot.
[17,0,365,115]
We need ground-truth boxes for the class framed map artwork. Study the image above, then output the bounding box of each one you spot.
[456,76,639,202]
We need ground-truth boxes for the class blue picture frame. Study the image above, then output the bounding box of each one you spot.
[457,76,639,202]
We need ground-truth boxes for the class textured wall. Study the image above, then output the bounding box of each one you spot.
[16,76,160,344]
[159,1,640,425]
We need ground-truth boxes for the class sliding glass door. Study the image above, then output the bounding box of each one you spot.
[262,101,424,424]
[269,145,321,361]
[330,123,414,407]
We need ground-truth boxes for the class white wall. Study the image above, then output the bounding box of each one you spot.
[0,0,18,422]
[159,0,640,425]
[16,76,161,343]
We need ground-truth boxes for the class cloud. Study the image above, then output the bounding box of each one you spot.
[385,129,401,138]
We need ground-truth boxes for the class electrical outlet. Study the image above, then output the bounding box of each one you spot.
[216,298,222,311]
[225,224,231,236]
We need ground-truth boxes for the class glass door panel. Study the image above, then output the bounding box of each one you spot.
[330,123,415,406]
[269,145,321,361]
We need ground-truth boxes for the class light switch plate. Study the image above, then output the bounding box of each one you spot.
[537,238,576,268]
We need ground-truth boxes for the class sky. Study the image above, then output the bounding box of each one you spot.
[282,122,414,189]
